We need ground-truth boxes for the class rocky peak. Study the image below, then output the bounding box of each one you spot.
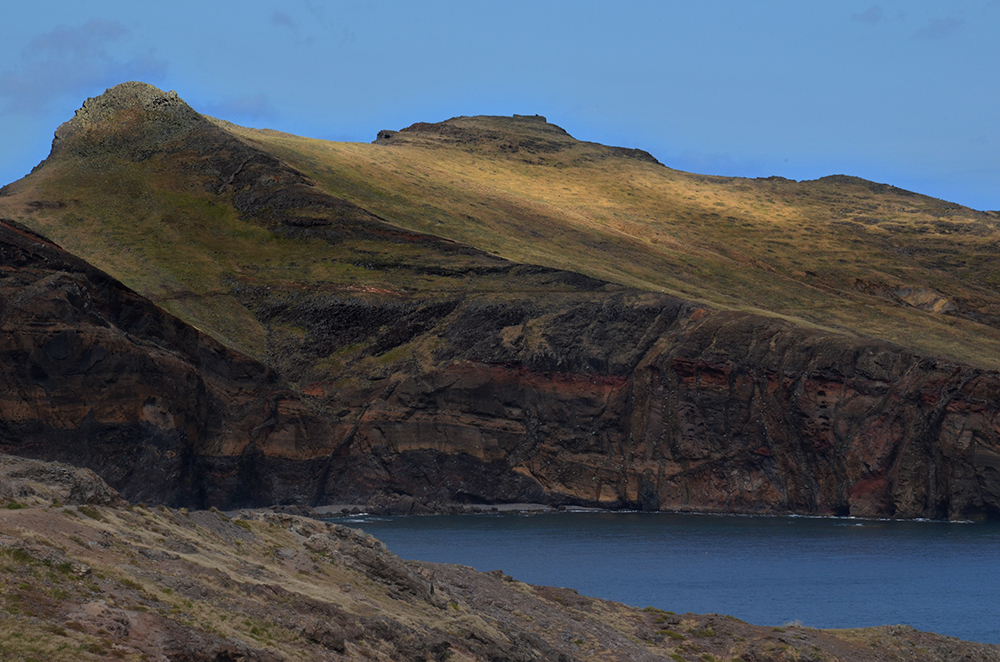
[375,114,660,164]
[70,82,195,124]
[374,114,575,150]
[50,81,206,156]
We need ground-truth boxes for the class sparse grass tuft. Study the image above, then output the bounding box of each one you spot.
[75,506,103,521]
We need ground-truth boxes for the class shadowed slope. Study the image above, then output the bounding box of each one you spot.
[0,217,342,507]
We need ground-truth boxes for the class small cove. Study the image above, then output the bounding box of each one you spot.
[338,511,1000,644]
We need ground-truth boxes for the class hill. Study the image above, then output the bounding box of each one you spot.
[0,217,337,507]
[7,84,1000,370]
[233,112,1000,371]
[2,82,1000,519]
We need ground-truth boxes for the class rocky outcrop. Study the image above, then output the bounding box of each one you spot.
[0,453,123,506]
[375,112,662,163]
[49,81,204,160]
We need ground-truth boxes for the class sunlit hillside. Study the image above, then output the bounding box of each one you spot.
[228,115,1000,368]
[4,90,1000,370]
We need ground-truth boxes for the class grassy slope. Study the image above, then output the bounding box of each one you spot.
[3,107,1000,371]
[0,149,522,366]
[0,156,273,357]
[231,118,1000,368]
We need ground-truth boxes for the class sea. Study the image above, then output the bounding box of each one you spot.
[337,511,1000,644]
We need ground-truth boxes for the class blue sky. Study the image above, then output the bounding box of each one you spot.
[2,1,999,210]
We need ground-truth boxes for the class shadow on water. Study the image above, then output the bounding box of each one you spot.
[332,511,1000,644]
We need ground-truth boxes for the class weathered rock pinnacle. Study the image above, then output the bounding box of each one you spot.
[50,81,205,156]
[73,82,193,123]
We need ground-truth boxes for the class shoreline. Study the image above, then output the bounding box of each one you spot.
[232,502,988,524]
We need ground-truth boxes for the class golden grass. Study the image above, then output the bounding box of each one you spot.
[230,123,1000,368]
[4,114,1000,370]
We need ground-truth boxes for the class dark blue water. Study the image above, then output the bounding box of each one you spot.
[340,512,1000,644]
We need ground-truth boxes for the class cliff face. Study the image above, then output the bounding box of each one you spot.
[2,82,1000,519]
[642,314,1000,519]
[0,218,334,507]
[7,226,995,517]
[282,300,1000,520]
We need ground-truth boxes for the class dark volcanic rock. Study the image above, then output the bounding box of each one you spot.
[300,301,1000,520]
[0,218,335,508]
[238,281,1000,518]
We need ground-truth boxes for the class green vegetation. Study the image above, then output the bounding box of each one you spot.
[5,102,1000,376]
[75,506,103,521]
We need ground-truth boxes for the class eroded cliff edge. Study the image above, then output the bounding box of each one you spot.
[1,82,1000,519]
[279,295,1000,520]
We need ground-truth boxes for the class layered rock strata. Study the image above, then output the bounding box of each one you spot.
[4,210,999,518]
[295,298,1000,520]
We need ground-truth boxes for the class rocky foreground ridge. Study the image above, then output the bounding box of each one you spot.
[3,453,999,662]
[1,82,1000,519]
